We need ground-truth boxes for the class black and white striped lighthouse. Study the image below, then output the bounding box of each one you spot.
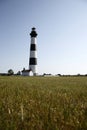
[29,27,38,76]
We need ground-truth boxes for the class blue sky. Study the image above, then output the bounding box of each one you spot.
[0,0,87,75]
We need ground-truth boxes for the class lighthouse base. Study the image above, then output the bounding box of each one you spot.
[29,72,38,76]
[29,65,37,76]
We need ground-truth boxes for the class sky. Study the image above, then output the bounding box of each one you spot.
[0,0,87,75]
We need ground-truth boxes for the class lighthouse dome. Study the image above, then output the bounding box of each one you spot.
[30,27,37,37]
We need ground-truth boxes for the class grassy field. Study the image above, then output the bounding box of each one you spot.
[0,76,87,130]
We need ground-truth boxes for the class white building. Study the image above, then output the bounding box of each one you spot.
[21,68,30,76]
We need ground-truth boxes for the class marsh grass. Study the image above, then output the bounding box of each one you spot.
[0,76,87,130]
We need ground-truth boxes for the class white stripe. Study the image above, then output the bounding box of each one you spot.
[30,51,37,58]
[31,37,37,44]
[29,65,37,73]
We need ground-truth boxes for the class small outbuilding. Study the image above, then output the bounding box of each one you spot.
[21,68,30,76]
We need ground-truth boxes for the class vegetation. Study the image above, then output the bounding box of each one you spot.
[8,69,14,75]
[0,76,87,130]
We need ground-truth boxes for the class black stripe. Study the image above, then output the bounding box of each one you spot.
[30,44,36,51]
[29,58,37,65]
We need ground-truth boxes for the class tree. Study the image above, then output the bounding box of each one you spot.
[8,69,14,75]
[17,71,21,75]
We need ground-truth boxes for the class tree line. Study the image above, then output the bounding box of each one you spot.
[0,69,21,76]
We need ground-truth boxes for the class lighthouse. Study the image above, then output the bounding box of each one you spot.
[29,27,38,76]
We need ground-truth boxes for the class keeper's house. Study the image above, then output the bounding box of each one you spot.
[21,68,30,76]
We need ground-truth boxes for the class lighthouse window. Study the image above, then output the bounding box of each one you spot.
[30,44,36,50]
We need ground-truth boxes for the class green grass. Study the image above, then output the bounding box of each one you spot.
[0,76,87,130]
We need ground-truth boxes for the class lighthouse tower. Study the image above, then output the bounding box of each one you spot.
[29,27,38,76]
